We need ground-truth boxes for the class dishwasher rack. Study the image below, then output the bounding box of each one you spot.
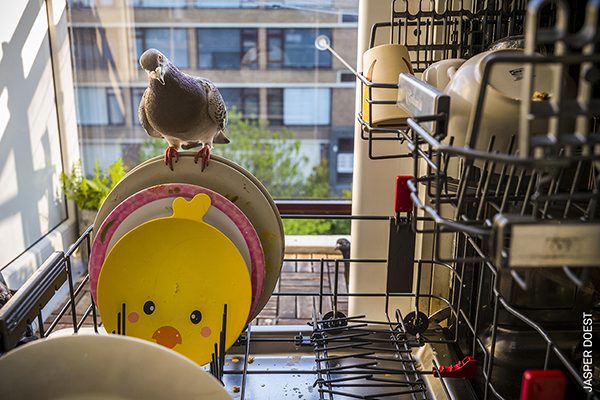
[319,0,600,398]
[0,213,477,400]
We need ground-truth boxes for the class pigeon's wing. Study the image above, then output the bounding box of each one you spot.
[138,89,162,138]
[195,78,228,130]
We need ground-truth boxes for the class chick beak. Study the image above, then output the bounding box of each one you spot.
[152,325,182,349]
[155,66,165,85]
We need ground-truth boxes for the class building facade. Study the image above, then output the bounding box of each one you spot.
[67,0,358,196]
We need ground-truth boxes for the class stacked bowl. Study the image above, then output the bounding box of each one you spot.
[89,153,284,365]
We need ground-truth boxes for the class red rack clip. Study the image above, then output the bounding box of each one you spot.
[433,356,478,379]
[520,370,566,400]
[394,175,413,214]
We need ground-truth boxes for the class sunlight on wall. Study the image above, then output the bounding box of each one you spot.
[0,0,67,270]
[21,2,49,79]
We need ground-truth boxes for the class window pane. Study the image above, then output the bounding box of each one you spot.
[136,28,189,68]
[242,88,259,118]
[76,87,108,125]
[267,28,331,69]
[198,29,243,69]
[68,2,358,201]
[131,88,146,124]
[72,28,108,70]
[219,88,242,112]
[195,0,258,7]
[131,0,186,8]
[107,89,125,125]
[283,88,330,125]
[267,89,283,125]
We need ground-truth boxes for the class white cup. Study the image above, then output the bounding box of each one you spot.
[362,44,413,126]
[422,58,466,91]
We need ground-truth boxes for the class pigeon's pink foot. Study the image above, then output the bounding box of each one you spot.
[194,146,211,172]
[164,146,179,171]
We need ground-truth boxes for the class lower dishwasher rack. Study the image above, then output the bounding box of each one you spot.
[0,217,485,400]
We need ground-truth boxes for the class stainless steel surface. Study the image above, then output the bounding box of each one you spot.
[493,215,600,268]
[223,325,473,400]
[397,74,449,139]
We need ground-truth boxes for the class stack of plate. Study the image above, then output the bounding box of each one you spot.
[90,154,284,365]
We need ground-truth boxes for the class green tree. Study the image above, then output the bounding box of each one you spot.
[138,110,351,234]
[139,110,308,198]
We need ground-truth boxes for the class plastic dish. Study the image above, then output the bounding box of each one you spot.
[89,183,265,318]
[94,154,283,320]
[97,194,251,366]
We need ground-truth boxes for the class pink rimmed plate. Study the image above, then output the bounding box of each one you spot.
[89,183,265,319]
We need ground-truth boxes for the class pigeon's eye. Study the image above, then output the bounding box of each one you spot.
[190,310,202,324]
[144,300,155,315]
[158,55,163,62]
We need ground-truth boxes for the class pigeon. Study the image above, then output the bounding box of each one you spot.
[335,238,351,287]
[138,48,230,171]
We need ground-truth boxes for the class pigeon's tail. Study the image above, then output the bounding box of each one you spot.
[214,130,230,144]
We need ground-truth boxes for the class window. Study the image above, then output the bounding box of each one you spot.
[197,29,258,70]
[135,28,189,68]
[267,28,332,69]
[341,13,359,23]
[68,0,114,7]
[131,87,146,124]
[220,88,259,119]
[283,88,330,125]
[267,89,283,126]
[268,88,331,126]
[76,87,124,126]
[130,0,186,8]
[71,28,110,70]
[195,0,258,8]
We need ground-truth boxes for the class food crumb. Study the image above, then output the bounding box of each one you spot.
[261,384,266,387]
[248,356,255,364]
[232,386,240,393]
[231,357,240,363]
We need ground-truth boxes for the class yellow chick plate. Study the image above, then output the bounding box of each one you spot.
[97,193,251,365]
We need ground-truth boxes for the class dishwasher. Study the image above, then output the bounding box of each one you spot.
[0,0,599,399]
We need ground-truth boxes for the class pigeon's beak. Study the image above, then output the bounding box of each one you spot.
[148,66,165,85]
[155,66,165,85]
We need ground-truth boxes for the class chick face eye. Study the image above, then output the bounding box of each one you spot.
[190,310,202,324]
[144,300,155,315]
[158,54,163,62]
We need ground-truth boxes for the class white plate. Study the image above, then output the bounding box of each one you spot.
[94,154,283,320]
[0,334,231,399]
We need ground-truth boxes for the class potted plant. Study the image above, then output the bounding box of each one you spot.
[61,159,127,235]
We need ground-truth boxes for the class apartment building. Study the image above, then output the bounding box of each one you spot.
[67,0,358,196]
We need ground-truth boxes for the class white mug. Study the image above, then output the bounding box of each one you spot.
[362,44,413,126]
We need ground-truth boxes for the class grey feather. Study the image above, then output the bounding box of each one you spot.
[138,89,162,138]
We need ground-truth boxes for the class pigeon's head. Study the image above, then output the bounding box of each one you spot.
[140,48,167,85]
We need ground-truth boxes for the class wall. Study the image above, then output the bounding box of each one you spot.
[349,0,414,320]
[0,0,79,288]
